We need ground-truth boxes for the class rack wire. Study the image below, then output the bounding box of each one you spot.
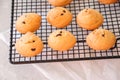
[10,0,120,64]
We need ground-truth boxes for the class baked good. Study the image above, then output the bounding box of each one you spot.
[48,0,72,7]
[98,0,118,4]
[86,29,116,50]
[16,13,41,34]
[77,8,104,30]
[48,30,76,51]
[47,7,73,28]
[15,32,43,57]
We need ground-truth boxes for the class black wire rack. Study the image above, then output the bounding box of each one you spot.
[10,0,120,64]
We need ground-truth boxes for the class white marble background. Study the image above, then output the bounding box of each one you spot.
[0,0,120,80]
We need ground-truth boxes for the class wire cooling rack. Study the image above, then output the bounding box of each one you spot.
[10,0,120,64]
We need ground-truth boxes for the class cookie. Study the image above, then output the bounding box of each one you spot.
[77,8,104,30]
[98,0,118,4]
[15,32,43,57]
[16,13,41,34]
[86,29,116,50]
[48,0,72,7]
[48,30,76,51]
[47,7,73,28]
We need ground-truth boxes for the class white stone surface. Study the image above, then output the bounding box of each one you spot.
[0,0,120,80]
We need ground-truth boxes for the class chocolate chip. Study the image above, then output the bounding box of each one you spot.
[102,34,105,37]
[63,10,66,13]
[61,13,64,16]
[56,34,62,37]
[31,48,36,51]
[102,31,105,37]
[60,31,62,33]
[33,40,35,42]
[22,21,26,24]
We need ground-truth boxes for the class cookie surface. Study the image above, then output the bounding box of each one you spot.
[99,0,118,4]
[48,30,76,51]
[47,7,73,28]
[15,32,43,57]
[86,29,116,50]
[77,8,104,30]
[48,0,72,7]
[16,13,41,34]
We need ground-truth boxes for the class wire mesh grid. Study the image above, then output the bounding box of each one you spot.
[10,0,120,64]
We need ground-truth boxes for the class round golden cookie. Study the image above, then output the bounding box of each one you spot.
[98,0,118,4]
[48,0,72,7]
[48,30,76,51]
[77,8,104,30]
[86,29,116,50]
[15,32,43,57]
[16,13,41,34]
[47,7,73,28]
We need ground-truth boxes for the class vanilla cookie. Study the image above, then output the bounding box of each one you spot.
[48,30,76,51]
[16,13,41,34]
[47,7,73,28]
[15,32,43,57]
[99,0,118,4]
[48,0,72,7]
[77,8,104,30]
[86,29,116,50]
